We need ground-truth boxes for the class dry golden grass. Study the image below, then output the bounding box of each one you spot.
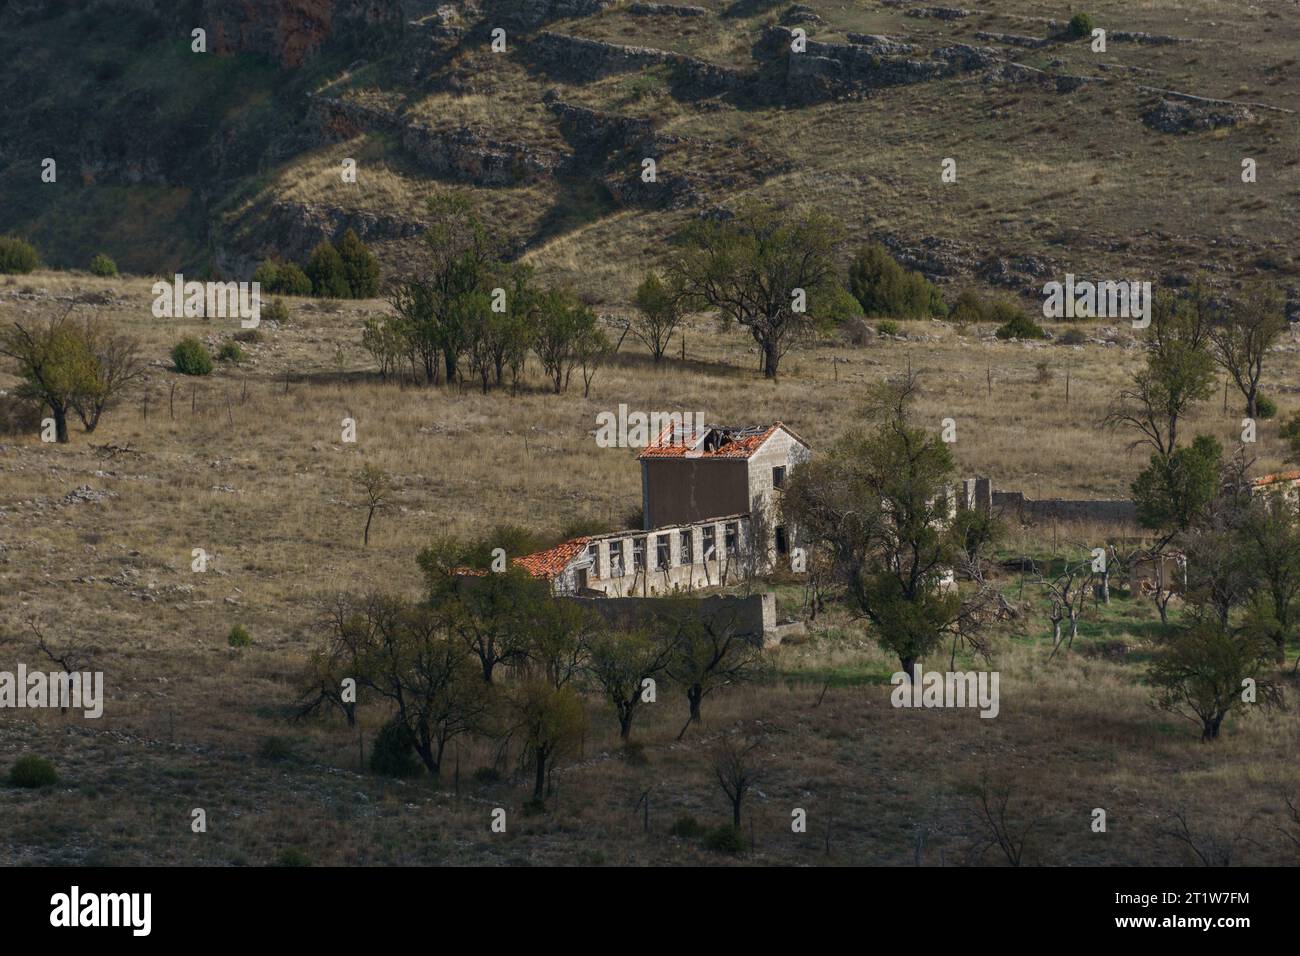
[1,260,1298,867]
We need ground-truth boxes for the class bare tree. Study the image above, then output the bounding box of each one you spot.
[1032,557,1095,660]
[712,736,764,829]
[354,463,390,546]
[1160,808,1240,866]
[968,773,1039,866]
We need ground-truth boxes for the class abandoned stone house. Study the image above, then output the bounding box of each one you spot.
[514,422,812,596]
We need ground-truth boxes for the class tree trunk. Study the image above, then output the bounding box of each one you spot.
[898,655,917,680]
[687,683,702,722]
[762,338,779,380]
[53,405,69,443]
[533,747,547,802]
[1202,713,1224,742]
[732,797,742,829]
[618,702,634,740]
[363,507,374,546]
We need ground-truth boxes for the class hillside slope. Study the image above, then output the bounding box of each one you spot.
[2,0,1298,311]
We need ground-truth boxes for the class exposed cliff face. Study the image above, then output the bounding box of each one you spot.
[202,0,404,68]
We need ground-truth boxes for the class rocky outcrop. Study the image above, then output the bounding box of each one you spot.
[629,2,708,16]
[974,31,1050,49]
[985,61,1102,94]
[527,32,676,81]
[1110,31,1187,45]
[1142,98,1253,134]
[780,4,822,25]
[846,34,916,56]
[306,94,402,141]
[402,123,567,184]
[201,0,405,68]
[487,0,616,30]
[758,27,999,102]
[545,97,655,157]
[903,6,971,18]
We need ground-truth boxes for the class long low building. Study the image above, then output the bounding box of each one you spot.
[514,513,761,596]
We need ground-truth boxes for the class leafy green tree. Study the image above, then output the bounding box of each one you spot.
[782,373,983,676]
[848,243,945,320]
[1149,615,1280,741]
[253,259,281,291]
[664,598,767,739]
[276,263,313,296]
[668,203,841,379]
[511,679,587,805]
[0,236,39,274]
[1106,284,1215,461]
[533,287,599,394]
[1234,489,1300,662]
[1210,282,1286,420]
[71,317,144,433]
[313,593,490,776]
[630,271,684,364]
[305,241,350,299]
[0,311,97,442]
[336,228,380,299]
[418,536,552,683]
[1131,435,1223,544]
[585,627,675,740]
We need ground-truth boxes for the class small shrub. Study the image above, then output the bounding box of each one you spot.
[1059,327,1087,345]
[622,741,648,766]
[233,327,263,343]
[1254,395,1277,420]
[1068,12,1094,38]
[262,298,289,324]
[994,308,1047,340]
[172,337,213,375]
[274,847,311,867]
[88,253,118,277]
[523,797,547,815]
[227,624,252,648]
[9,755,58,788]
[473,766,501,785]
[370,717,422,778]
[1035,360,1053,383]
[703,824,746,853]
[670,815,705,838]
[217,342,243,363]
[0,236,40,274]
[948,289,988,325]
[876,319,901,337]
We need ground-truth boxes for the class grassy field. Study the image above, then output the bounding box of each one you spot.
[1,269,1299,866]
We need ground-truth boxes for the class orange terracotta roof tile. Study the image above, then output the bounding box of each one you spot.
[637,422,794,460]
[1251,469,1300,488]
[513,537,591,579]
